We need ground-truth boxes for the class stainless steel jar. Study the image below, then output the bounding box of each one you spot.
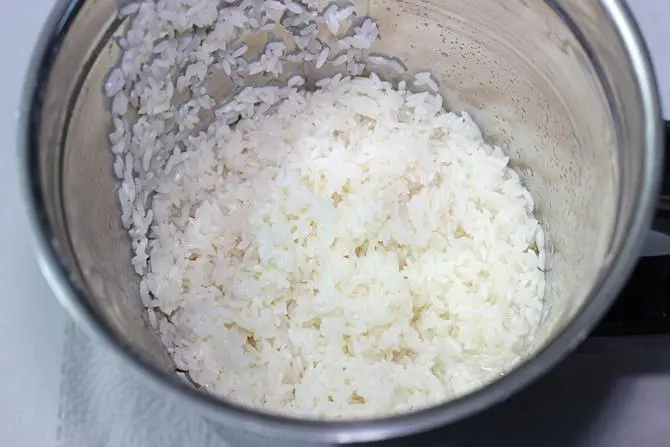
[20,0,663,443]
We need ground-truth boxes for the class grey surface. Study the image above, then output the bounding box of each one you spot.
[641,230,670,256]
[58,322,322,447]
[57,323,221,447]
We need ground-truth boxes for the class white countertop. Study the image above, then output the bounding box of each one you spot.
[0,1,669,446]
[0,1,67,446]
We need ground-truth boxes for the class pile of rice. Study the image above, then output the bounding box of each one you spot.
[107,0,546,419]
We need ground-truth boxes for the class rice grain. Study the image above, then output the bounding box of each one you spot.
[107,0,546,420]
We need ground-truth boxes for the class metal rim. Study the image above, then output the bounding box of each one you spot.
[18,0,663,443]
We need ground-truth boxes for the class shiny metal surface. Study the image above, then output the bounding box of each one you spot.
[20,0,662,443]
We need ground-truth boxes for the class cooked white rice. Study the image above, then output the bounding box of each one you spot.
[107,0,545,419]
